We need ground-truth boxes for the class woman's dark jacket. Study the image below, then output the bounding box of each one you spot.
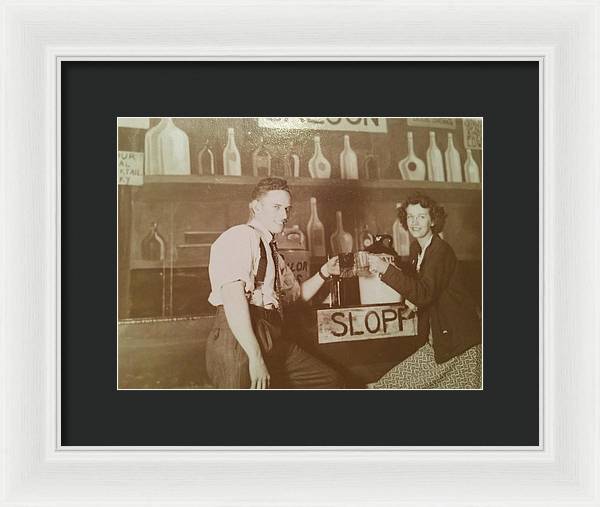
[381,234,481,364]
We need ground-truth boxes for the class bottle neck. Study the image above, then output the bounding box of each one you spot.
[310,199,319,218]
[429,133,437,148]
[407,134,415,154]
[314,138,323,156]
[336,211,344,231]
[343,136,351,150]
[447,134,454,149]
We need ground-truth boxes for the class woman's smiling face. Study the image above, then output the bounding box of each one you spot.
[406,203,433,240]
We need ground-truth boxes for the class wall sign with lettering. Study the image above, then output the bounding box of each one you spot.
[406,118,456,129]
[258,117,388,133]
[117,151,144,186]
[317,304,418,344]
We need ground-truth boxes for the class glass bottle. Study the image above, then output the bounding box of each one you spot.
[141,222,166,261]
[308,136,331,179]
[364,153,380,180]
[339,135,359,179]
[252,136,272,177]
[398,131,426,180]
[144,118,169,175]
[392,202,411,257]
[283,142,300,178]
[157,118,191,175]
[330,211,353,255]
[358,224,374,250]
[223,127,242,176]
[464,149,481,183]
[426,131,445,182]
[283,225,307,250]
[197,139,215,175]
[444,133,462,182]
[306,197,326,257]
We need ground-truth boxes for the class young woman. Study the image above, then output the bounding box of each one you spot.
[367,192,482,389]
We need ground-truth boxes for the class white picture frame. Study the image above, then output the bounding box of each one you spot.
[1,0,599,505]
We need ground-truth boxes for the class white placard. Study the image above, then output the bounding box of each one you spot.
[258,117,388,133]
[407,117,457,129]
[117,117,150,129]
[117,151,144,186]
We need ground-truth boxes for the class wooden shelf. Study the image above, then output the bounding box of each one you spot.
[143,174,481,191]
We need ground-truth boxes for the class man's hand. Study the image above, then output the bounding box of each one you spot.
[249,355,270,389]
[367,254,390,275]
[321,256,340,277]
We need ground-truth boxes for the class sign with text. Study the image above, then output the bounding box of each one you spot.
[117,151,144,186]
[317,304,418,344]
[407,118,456,129]
[258,117,388,133]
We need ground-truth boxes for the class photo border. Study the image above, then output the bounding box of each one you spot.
[2,0,598,505]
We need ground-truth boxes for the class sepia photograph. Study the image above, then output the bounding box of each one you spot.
[117,117,483,390]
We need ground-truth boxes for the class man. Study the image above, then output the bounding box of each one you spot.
[206,177,342,389]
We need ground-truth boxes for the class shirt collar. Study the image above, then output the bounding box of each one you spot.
[248,218,274,243]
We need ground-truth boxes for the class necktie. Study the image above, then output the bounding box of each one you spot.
[269,240,281,295]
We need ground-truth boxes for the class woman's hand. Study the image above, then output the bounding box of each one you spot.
[367,254,390,276]
[321,256,340,277]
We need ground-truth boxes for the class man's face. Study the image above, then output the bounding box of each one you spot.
[253,189,292,234]
[406,203,433,240]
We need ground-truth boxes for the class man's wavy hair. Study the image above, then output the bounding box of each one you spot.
[249,177,292,216]
[398,192,447,234]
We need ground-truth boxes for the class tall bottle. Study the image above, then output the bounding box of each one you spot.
[306,197,326,257]
[157,118,191,175]
[308,136,331,179]
[284,142,300,178]
[398,131,426,180]
[141,222,166,261]
[252,136,272,177]
[339,135,359,179]
[144,118,169,175]
[223,127,242,176]
[392,202,411,257]
[197,139,215,175]
[364,153,380,180]
[464,149,481,183]
[330,211,353,255]
[426,131,445,182]
[444,133,462,182]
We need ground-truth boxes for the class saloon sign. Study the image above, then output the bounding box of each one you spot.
[317,304,418,344]
[258,117,388,133]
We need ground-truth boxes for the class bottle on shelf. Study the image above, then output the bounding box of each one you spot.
[330,211,353,255]
[398,131,426,180]
[339,135,359,179]
[252,136,272,177]
[357,224,374,250]
[157,118,191,175]
[364,153,380,180]
[284,142,300,178]
[392,202,411,257]
[308,136,331,179]
[141,222,166,261]
[464,149,481,183]
[196,139,215,175]
[223,127,242,176]
[144,118,170,175]
[426,131,445,182]
[444,133,462,182]
[306,197,326,257]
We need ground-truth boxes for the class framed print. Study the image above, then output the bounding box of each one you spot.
[2,1,599,506]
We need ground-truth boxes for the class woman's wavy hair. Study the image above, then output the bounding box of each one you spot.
[397,192,447,234]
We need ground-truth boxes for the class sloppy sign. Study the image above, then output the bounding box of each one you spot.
[258,117,388,133]
[317,304,418,344]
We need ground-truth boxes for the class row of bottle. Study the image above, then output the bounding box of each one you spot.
[286,197,412,258]
[143,119,480,182]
